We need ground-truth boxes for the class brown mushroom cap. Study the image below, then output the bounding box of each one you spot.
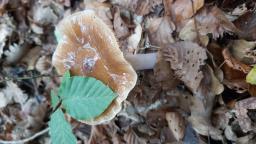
[52,10,137,124]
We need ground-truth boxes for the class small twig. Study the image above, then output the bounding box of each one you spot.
[0,127,49,144]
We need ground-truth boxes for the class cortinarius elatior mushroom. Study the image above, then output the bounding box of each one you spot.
[52,10,137,124]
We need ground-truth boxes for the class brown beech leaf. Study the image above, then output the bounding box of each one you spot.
[234,11,256,41]
[195,6,238,38]
[162,41,207,94]
[163,0,204,30]
[147,16,175,46]
[124,128,147,144]
[249,85,256,97]
[88,121,120,144]
[235,97,256,133]
[222,48,251,73]
[165,112,185,141]
[222,64,248,93]
[113,7,130,39]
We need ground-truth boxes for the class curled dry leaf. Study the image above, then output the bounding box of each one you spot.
[32,3,58,25]
[162,41,207,94]
[229,39,256,65]
[124,128,147,144]
[164,0,204,30]
[35,55,53,74]
[147,16,175,46]
[235,97,256,133]
[85,2,113,29]
[222,64,248,93]
[110,0,162,16]
[0,0,9,15]
[21,47,41,70]
[234,11,256,41]
[222,48,251,73]
[0,81,28,108]
[113,7,130,39]
[165,112,185,141]
[195,6,238,38]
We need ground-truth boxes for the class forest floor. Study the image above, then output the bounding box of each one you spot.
[1,0,256,143]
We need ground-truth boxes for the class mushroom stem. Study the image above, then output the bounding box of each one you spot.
[124,53,157,70]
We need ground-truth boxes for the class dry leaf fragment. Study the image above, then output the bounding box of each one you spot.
[164,0,204,30]
[229,40,256,65]
[195,6,238,38]
[147,16,175,46]
[124,128,147,144]
[222,48,251,73]
[235,97,256,133]
[234,11,256,41]
[113,7,130,39]
[85,2,113,29]
[162,41,207,94]
[165,112,185,141]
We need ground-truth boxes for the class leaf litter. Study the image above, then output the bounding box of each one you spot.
[1,0,256,144]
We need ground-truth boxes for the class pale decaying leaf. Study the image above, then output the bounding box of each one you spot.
[164,0,204,30]
[113,7,130,39]
[147,16,175,46]
[0,81,28,108]
[195,6,238,38]
[110,0,162,16]
[85,2,113,29]
[32,3,59,25]
[229,39,256,65]
[0,14,15,58]
[124,128,147,144]
[127,22,142,53]
[21,46,41,70]
[165,112,185,141]
[179,19,209,47]
[188,65,224,140]
[12,97,47,140]
[163,41,207,94]
[235,97,256,133]
[35,55,53,74]
[4,43,26,64]
[222,48,251,73]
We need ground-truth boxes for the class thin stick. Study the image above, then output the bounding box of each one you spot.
[0,127,49,144]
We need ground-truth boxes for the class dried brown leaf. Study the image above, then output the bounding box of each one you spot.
[195,6,238,38]
[166,112,185,141]
[222,48,251,73]
[147,16,175,46]
[234,11,256,41]
[163,41,207,94]
[164,0,204,30]
[124,128,147,144]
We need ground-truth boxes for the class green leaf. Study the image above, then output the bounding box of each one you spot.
[246,66,256,85]
[49,109,76,144]
[51,90,59,107]
[58,76,117,120]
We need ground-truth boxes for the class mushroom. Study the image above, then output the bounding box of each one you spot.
[52,10,138,125]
